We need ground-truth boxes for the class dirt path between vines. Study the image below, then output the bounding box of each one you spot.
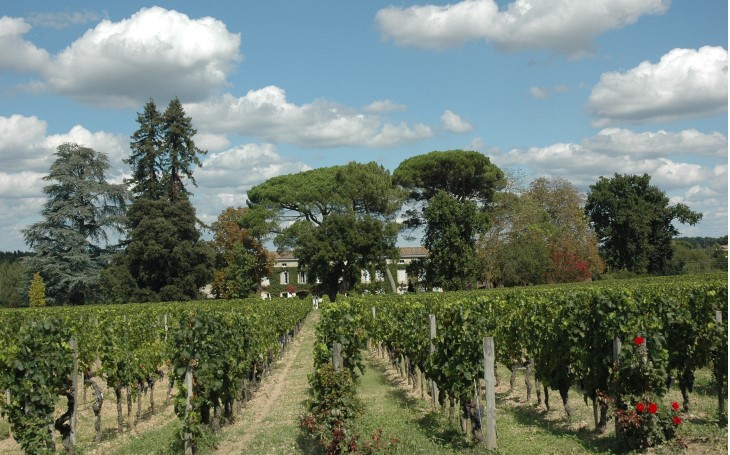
[212,310,319,455]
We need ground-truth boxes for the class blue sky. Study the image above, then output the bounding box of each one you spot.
[0,1,727,251]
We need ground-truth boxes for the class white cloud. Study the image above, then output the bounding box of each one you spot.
[0,17,50,72]
[191,133,231,154]
[369,122,434,147]
[530,85,571,99]
[466,137,485,151]
[0,171,46,199]
[185,87,434,148]
[27,10,102,29]
[0,115,49,171]
[529,86,548,99]
[44,125,130,172]
[193,143,311,225]
[7,7,241,107]
[441,110,474,133]
[494,133,724,191]
[584,128,727,157]
[587,46,728,125]
[363,99,407,113]
[376,0,668,57]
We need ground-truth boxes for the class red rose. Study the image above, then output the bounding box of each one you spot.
[634,335,645,345]
[636,402,645,412]
[672,416,682,425]
[648,403,658,414]
[671,401,679,411]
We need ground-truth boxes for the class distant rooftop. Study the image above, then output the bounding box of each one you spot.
[270,246,428,260]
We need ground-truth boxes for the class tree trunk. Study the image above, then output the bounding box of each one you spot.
[90,379,103,444]
[115,387,124,433]
[525,359,534,402]
[54,390,74,454]
[509,364,517,393]
[135,383,142,425]
[559,384,572,418]
[149,378,155,415]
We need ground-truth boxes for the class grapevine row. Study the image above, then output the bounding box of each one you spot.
[341,273,727,435]
[0,298,310,453]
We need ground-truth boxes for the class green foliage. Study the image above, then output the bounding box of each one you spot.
[0,298,310,453]
[586,173,702,274]
[393,149,505,206]
[161,98,206,202]
[670,237,728,274]
[304,298,368,453]
[354,272,727,434]
[125,197,214,301]
[0,317,72,454]
[211,207,271,299]
[22,142,127,305]
[394,150,504,290]
[28,272,46,307]
[126,98,164,199]
[302,363,363,454]
[478,177,603,287]
[422,191,484,290]
[0,260,25,307]
[247,162,402,301]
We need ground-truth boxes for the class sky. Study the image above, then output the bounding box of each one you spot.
[0,0,727,251]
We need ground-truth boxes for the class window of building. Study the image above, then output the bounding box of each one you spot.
[397,269,407,284]
[298,271,307,284]
[261,276,270,287]
[375,270,385,282]
[280,271,289,285]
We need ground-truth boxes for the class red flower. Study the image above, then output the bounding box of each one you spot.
[634,335,645,345]
[636,402,645,412]
[671,401,680,411]
[648,403,658,414]
[672,416,682,425]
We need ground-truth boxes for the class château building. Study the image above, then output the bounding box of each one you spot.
[259,246,429,299]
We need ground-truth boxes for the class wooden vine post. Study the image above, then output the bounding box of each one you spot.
[70,336,79,448]
[483,337,497,450]
[429,314,439,407]
[613,336,622,438]
[5,390,10,438]
[333,342,343,372]
[715,311,725,423]
[184,366,194,455]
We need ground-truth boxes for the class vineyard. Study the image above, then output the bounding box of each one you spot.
[0,299,310,454]
[312,272,728,452]
[0,273,727,454]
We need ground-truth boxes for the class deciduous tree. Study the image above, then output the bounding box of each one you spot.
[211,207,271,299]
[245,162,401,301]
[585,174,702,274]
[394,150,504,289]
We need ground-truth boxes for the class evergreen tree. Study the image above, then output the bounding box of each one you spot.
[28,272,46,307]
[125,196,213,301]
[123,98,213,301]
[22,143,126,305]
[161,98,206,201]
[125,99,163,199]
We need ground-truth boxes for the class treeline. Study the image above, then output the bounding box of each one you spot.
[2,97,722,306]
